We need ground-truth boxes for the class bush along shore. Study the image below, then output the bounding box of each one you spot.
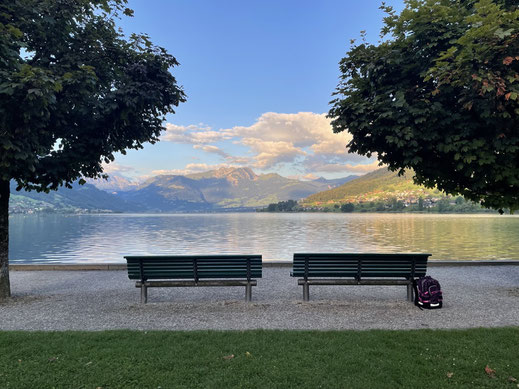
[259,197,501,214]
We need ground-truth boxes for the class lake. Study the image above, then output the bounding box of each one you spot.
[8,213,519,263]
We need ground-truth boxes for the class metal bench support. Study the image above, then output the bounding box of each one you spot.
[136,280,258,303]
[303,281,310,302]
[141,283,148,304]
[245,282,252,302]
[297,279,413,301]
[407,282,413,302]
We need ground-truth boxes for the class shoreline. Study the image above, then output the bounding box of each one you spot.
[8,259,519,271]
[10,211,517,216]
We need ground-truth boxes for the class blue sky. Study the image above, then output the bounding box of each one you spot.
[110,0,404,181]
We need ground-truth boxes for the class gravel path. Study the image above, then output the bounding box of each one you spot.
[1,266,518,331]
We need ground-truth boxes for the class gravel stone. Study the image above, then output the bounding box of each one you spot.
[0,266,518,331]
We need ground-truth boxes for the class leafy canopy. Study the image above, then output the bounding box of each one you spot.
[329,0,519,212]
[0,0,186,191]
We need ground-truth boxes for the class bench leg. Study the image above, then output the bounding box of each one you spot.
[245,282,252,302]
[303,281,310,302]
[407,282,413,302]
[141,283,148,304]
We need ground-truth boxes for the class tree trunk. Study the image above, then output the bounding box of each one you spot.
[0,180,10,300]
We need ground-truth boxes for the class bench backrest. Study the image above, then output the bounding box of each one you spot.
[292,253,429,279]
[125,255,262,281]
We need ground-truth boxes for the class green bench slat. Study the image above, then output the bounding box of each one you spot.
[127,264,262,269]
[291,267,427,272]
[129,273,263,280]
[128,264,262,269]
[294,260,426,266]
[291,272,426,278]
[291,253,430,279]
[292,267,427,271]
[293,265,427,269]
[126,256,261,261]
[128,269,262,275]
[126,255,262,281]
[293,259,428,263]
[292,270,425,277]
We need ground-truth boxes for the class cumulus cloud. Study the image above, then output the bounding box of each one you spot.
[193,145,229,158]
[101,162,136,175]
[306,160,382,174]
[161,112,380,177]
[230,112,352,156]
[192,145,253,166]
[161,123,233,144]
[287,173,320,181]
[231,112,337,145]
[241,138,306,168]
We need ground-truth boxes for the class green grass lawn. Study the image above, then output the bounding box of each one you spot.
[0,328,518,388]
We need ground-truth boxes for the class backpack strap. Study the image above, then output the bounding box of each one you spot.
[412,278,423,310]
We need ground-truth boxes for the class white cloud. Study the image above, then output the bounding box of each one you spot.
[193,145,229,158]
[306,160,382,174]
[226,112,363,169]
[161,123,233,144]
[160,112,377,178]
[230,112,352,155]
[192,145,253,166]
[287,173,320,181]
[101,162,136,175]
[241,138,306,168]
[225,156,251,165]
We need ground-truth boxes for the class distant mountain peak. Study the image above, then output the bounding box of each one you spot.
[312,177,328,183]
[187,166,258,186]
[213,167,257,180]
[87,174,139,193]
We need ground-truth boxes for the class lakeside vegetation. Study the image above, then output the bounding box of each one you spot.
[260,169,501,214]
[270,168,506,214]
[0,328,517,388]
[259,196,497,214]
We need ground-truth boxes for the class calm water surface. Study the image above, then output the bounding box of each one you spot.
[9,213,519,263]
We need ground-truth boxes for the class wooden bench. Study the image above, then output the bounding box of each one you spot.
[125,255,262,303]
[291,253,430,301]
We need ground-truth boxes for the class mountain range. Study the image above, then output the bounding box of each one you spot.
[9,167,357,213]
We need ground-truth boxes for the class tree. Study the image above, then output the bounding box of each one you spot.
[341,203,355,212]
[437,198,452,213]
[265,200,298,212]
[329,0,519,213]
[0,0,186,299]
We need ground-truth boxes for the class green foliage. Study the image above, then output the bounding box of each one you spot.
[0,328,518,388]
[329,0,519,212]
[262,199,299,212]
[302,197,491,214]
[0,0,186,191]
[0,0,186,299]
[341,202,355,212]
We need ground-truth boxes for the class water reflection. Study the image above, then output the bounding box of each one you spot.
[9,213,519,263]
